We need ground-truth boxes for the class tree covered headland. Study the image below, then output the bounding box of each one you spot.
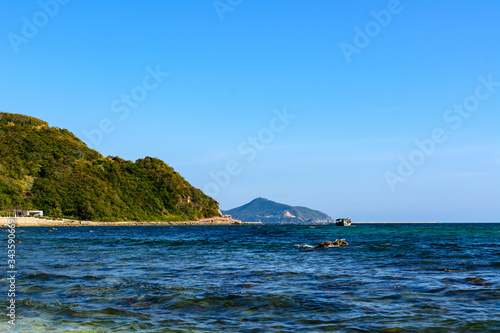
[0,112,220,221]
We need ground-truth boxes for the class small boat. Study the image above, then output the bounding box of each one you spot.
[335,218,351,226]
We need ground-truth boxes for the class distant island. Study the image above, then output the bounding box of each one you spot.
[223,198,334,223]
[0,112,221,222]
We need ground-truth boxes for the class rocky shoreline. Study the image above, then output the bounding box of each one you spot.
[0,217,245,227]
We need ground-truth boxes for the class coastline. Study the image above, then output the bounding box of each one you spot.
[0,217,245,227]
[0,217,441,227]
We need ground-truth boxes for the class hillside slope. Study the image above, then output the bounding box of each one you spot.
[222,198,333,223]
[0,112,220,221]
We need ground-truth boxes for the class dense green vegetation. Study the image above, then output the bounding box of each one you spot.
[222,198,333,223]
[0,112,220,221]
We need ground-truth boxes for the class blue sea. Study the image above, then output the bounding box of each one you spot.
[2,223,500,332]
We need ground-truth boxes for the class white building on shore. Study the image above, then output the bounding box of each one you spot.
[14,210,43,217]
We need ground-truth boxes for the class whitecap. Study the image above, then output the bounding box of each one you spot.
[294,244,314,249]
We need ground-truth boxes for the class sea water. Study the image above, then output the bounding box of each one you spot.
[1,223,499,332]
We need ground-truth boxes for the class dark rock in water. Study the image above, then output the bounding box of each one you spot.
[316,239,349,248]
[443,268,463,272]
[465,276,486,284]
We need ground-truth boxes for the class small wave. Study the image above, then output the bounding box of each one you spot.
[25,272,68,280]
[164,286,199,291]
[82,275,104,280]
[294,244,314,249]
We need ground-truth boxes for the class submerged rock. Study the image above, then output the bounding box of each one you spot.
[465,276,487,285]
[316,239,349,248]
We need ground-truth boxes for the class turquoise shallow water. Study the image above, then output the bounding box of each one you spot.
[2,223,500,332]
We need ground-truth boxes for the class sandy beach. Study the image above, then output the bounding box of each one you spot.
[0,217,245,227]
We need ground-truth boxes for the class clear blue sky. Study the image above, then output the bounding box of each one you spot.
[1,0,499,222]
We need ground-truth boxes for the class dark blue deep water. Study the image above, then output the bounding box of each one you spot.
[2,223,500,332]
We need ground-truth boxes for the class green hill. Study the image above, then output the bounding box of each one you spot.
[222,198,333,223]
[0,112,220,221]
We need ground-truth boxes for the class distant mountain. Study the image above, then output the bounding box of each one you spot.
[0,112,220,221]
[222,198,334,223]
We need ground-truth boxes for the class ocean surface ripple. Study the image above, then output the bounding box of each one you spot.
[2,223,499,332]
